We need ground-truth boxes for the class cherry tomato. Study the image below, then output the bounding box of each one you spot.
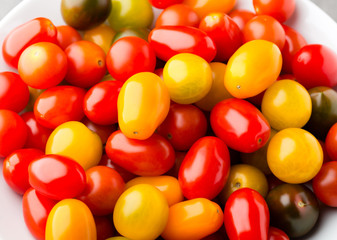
[183,0,236,18]
[0,109,28,158]
[253,0,296,23]
[210,98,271,153]
[105,130,175,176]
[224,188,270,240]
[163,150,186,178]
[113,184,169,240]
[0,72,29,112]
[149,0,183,9]
[229,10,256,31]
[326,123,337,161]
[318,139,333,163]
[34,86,85,129]
[292,44,337,89]
[81,117,117,144]
[2,17,57,68]
[99,154,136,182]
[56,25,82,50]
[268,227,289,240]
[106,37,156,82]
[94,216,115,240]
[149,26,216,62]
[112,28,150,43]
[18,42,67,89]
[24,87,45,112]
[83,24,116,54]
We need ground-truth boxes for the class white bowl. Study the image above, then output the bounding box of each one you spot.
[0,0,337,239]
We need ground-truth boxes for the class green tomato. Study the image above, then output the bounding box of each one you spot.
[113,28,150,43]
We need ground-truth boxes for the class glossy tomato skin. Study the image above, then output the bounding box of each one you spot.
[83,24,116,54]
[149,0,183,9]
[2,17,57,69]
[0,72,29,112]
[81,117,117,144]
[268,227,289,240]
[56,25,82,50]
[105,130,175,176]
[156,4,199,27]
[28,154,86,200]
[224,188,270,240]
[326,123,337,161]
[183,0,235,18]
[22,188,58,240]
[34,86,86,129]
[253,0,296,23]
[229,10,256,31]
[210,98,271,153]
[149,25,216,62]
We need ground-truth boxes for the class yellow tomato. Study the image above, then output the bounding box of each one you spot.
[113,184,169,240]
[45,199,96,240]
[118,72,170,140]
[224,40,282,99]
[45,121,102,170]
[161,198,223,240]
[195,62,232,111]
[261,79,312,130]
[183,0,236,18]
[126,175,184,206]
[267,128,323,184]
[163,53,212,104]
[83,24,115,54]
[106,238,129,240]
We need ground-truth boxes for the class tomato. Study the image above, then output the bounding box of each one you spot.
[163,53,212,104]
[243,15,285,50]
[56,25,82,50]
[312,161,337,207]
[18,42,67,89]
[112,28,150,43]
[83,80,122,126]
[149,26,216,62]
[94,216,114,240]
[261,80,312,130]
[210,98,271,153]
[106,37,156,82]
[253,0,296,23]
[83,24,116,54]
[126,175,184,206]
[113,184,169,240]
[34,86,85,129]
[267,128,323,184]
[292,44,337,89]
[224,188,270,240]
[77,166,124,216]
[22,188,58,240]
[99,154,136,182]
[45,199,96,240]
[105,130,175,176]
[156,103,208,151]
[118,72,170,139]
[326,123,337,161]
[155,4,200,27]
[2,17,57,68]
[229,10,256,31]
[179,136,230,199]
[165,151,187,178]
[199,13,242,61]
[28,154,86,200]
[108,0,153,31]
[24,87,45,112]
[0,109,28,158]
[149,0,183,9]
[268,227,289,240]
[46,121,103,170]
[224,40,282,99]
[183,0,236,18]
[319,139,333,163]
[266,184,319,238]
[61,0,111,30]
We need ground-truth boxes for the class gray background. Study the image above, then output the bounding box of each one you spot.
[0,0,337,22]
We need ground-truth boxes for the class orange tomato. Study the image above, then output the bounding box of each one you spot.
[183,0,236,18]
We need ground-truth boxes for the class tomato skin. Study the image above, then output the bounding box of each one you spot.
[81,117,117,144]
[56,25,82,50]
[99,154,136,182]
[292,44,337,89]
[326,123,337,161]
[0,72,29,112]
[149,0,183,9]
[210,98,271,153]
[156,4,200,27]
[2,17,57,69]
[268,227,289,240]
[94,216,114,240]
[183,0,236,18]
[83,24,116,54]
[105,130,175,176]
[22,188,58,240]
[224,188,270,240]
[229,10,256,31]
[149,25,216,62]
[28,154,87,200]
[253,0,296,23]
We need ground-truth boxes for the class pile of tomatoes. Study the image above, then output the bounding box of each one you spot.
[1,0,337,239]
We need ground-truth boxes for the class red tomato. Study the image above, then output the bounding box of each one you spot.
[99,154,136,182]
[65,40,107,88]
[312,161,337,207]
[325,121,337,162]
[210,98,271,153]
[34,86,86,129]
[2,148,44,195]
[318,140,332,163]
[105,130,175,176]
[149,0,183,9]
[56,25,82,50]
[22,188,58,240]
[155,4,200,28]
[199,12,242,61]
[81,117,117,144]
[148,25,216,62]
[106,36,156,82]
[77,166,125,216]
[253,0,296,23]
[292,44,337,89]
[178,136,230,199]
[28,154,86,200]
[156,103,208,151]
[94,215,115,240]
[83,80,123,125]
[0,109,28,158]
[0,72,29,112]
[2,17,57,68]
[165,151,187,178]
[268,227,289,240]
[229,10,256,31]
[224,188,270,240]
